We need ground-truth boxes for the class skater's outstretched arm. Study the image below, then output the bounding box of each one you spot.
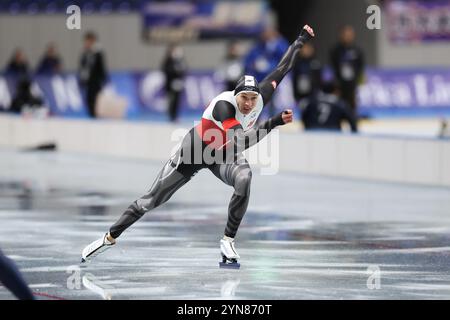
[212,101,293,152]
[226,110,293,152]
[259,25,315,105]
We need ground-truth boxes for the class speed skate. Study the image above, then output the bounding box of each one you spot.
[219,238,241,269]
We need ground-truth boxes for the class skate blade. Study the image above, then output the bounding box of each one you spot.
[219,262,240,269]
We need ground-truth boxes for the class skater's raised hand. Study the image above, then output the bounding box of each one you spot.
[296,25,315,46]
[257,25,315,112]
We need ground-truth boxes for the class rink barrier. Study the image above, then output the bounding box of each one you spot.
[0,114,449,188]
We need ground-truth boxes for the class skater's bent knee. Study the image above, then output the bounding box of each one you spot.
[135,199,155,212]
[233,169,252,196]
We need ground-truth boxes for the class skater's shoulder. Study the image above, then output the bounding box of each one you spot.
[212,99,236,121]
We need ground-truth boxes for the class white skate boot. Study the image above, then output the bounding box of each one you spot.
[81,233,116,263]
[219,237,240,269]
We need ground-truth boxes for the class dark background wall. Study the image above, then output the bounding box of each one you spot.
[270,0,378,66]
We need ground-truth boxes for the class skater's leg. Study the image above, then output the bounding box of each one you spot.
[109,127,205,240]
[81,128,204,262]
[109,155,192,239]
[209,155,251,268]
[209,155,252,239]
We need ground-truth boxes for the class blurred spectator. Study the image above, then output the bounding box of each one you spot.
[10,78,46,116]
[162,43,187,123]
[244,26,289,117]
[5,48,30,79]
[292,42,322,103]
[439,118,450,139]
[330,25,365,117]
[217,40,244,92]
[36,43,62,75]
[79,31,108,118]
[300,81,358,133]
[244,26,289,82]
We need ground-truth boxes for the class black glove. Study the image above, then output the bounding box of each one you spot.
[296,25,315,46]
[271,112,286,127]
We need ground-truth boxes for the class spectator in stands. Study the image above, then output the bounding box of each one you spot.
[4,48,30,79]
[36,43,62,75]
[244,26,289,117]
[9,78,45,115]
[79,31,108,118]
[162,43,187,123]
[217,40,244,92]
[330,25,365,118]
[292,42,322,103]
[438,118,450,139]
[300,81,358,133]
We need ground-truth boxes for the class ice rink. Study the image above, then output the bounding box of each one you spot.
[1,148,450,300]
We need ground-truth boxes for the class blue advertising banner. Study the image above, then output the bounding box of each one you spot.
[142,0,267,42]
[358,68,450,117]
[133,70,225,119]
[36,74,88,117]
[387,0,450,43]
[1,68,450,120]
[0,74,87,118]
